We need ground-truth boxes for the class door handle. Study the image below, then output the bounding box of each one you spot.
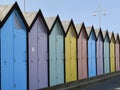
[14,83,16,88]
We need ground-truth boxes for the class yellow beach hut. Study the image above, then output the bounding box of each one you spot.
[62,20,77,83]
[109,32,115,72]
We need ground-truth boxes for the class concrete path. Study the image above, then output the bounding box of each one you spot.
[70,76,120,90]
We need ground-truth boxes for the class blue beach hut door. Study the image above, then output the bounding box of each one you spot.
[1,14,14,90]
[88,31,96,77]
[14,30,26,90]
[13,12,27,90]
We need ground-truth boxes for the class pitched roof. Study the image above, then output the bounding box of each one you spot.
[114,33,117,40]
[108,32,112,39]
[86,26,92,36]
[94,28,100,38]
[114,33,119,41]
[102,30,106,39]
[0,4,13,21]
[62,21,70,33]
[45,16,56,30]
[75,23,82,34]
[109,32,115,42]
[23,12,37,26]
[102,30,111,42]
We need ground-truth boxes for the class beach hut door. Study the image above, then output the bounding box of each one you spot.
[50,35,56,86]
[56,35,64,84]
[14,29,27,90]
[38,33,48,88]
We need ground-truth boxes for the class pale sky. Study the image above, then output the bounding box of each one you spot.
[0,0,120,34]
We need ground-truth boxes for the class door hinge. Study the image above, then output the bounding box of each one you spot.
[14,83,16,88]
[14,34,15,38]
[38,80,40,83]
[56,38,57,42]
[14,58,16,63]
[30,60,33,63]
[37,37,39,40]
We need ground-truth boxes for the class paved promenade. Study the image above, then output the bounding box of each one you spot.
[70,76,120,90]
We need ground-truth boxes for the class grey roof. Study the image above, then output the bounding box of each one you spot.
[86,26,92,36]
[62,21,70,33]
[0,4,13,21]
[108,32,112,40]
[102,30,106,39]
[45,16,56,30]
[23,12,37,26]
[94,28,100,38]
[114,33,119,41]
[75,23,82,34]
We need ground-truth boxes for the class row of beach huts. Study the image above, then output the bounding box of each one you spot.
[0,2,120,90]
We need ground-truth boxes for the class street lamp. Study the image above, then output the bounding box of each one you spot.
[24,0,26,12]
[93,0,106,28]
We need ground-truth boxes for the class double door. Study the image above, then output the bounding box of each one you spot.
[66,35,77,82]
[104,42,110,74]
[115,43,120,71]
[50,35,64,86]
[29,28,48,90]
[88,39,96,77]
[78,36,87,79]
[110,43,115,72]
[97,41,103,75]
[2,28,27,90]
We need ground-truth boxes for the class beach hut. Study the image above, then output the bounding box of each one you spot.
[62,20,77,83]
[76,23,88,80]
[109,32,115,72]
[95,28,104,75]
[103,30,110,74]
[45,16,65,86]
[23,10,49,89]
[0,2,28,90]
[86,26,96,77]
[115,33,120,71]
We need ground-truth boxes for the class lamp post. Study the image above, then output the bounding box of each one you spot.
[93,0,106,28]
[24,0,26,12]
